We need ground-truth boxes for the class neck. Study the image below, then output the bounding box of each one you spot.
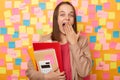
[59,33,67,45]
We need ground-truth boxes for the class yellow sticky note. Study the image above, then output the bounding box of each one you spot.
[94,43,102,50]
[15,50,21,57]
[77,24,84,32]
[108,12,115,19]
[42,24,52,34]
[7,27,15,35]
[46,2,54,10]
[30,17,37,25]
[5,18,12,26]
[91,0,98,5]
[19,26,26,33]
[50,0,56,2]
[96,35,100,41]
[31,0,39,5]
[0,67,6,74]
[6,55,13,62]
[4,10,11,18]
[110,62,117,69]
[14,1,21,8]
[96,58,102,66]
[22,39,29,46]
[80,7,87,15]
[117,3,120,10]
[27,27,34,34]
[39,16,46,23]
[0,35,4,43]
[99,18,106,25]
[104,54,110,61]
[100,0,107,3]
[13,70,19,76]
[105,33,111,40]
[22,6,29,13]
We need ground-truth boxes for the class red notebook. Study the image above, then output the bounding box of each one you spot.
[33,42,63,72]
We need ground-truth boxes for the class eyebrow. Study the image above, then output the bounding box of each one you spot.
[59,11,74,13]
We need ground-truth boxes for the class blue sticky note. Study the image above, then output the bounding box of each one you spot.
[39,2,46,10]
[116,0,120,2]
[0,28,7,34]
[113,31,119,38]
[118,66,120,73]
[95,26,101,32]
[15,58,22,65]
[9,42,15,48]
[96,5,102,12]
[12,32,19,38]
[23,20,30,26]
[76,16,82,22]
[90,36,96,43]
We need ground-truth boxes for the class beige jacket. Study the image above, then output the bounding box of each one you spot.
[26,34,92,80]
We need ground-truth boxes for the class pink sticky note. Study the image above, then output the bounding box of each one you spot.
[34,7,43,18]
[20,70,26,76]
[97,11,108,19]
[32,34,40,42]
[14,23,20,31]
[103,43,109,50]
[117,53,120,60]
[21,62,27,70]
[103,64,109,71]
[5,1,12,8]
[77,10,85,16]
[98,29,105,37]
[12,8,19,15]
[88,12,96,20]
[0,59,4,66]
[85,26,93,33]
[93,51,100,58]
[103,73,110,79]
[109,42,116,49]
[24,0,30,4]
[36,22,42,29]
[104,2,110,10]
[81,0,88,8]
[90,74,96,80]
[1,46,7,53]
[88,5,95,13]
[45,54,54,64]
[22,48,28,54]
[10,15,20,23]
[71,0,78,6]
[19,3,26,10]
[99,37,106,44]
[4,34,11,42]
[48,10,53,18]
[88,43,95,50]
[11,74,18,80]
[7,63,13,70]
[23,13,30,20]
[19,33,28,38]
[7,76,11,80]
[96,65,102,70]
[91,20,98,27]
[107,22,113,29]
[115,43,120,50]
[30,7,35,14]
[114,76,120,80]
[110,54,117,61]
[82,15,88,22]
[15,40,22,48]
[7,49,17,58]
[0,20,5,27]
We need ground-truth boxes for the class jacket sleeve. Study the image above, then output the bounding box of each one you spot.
[70,36,92,77]
[26,60,45,80]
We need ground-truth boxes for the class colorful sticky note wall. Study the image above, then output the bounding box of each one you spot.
[0,0,120,80]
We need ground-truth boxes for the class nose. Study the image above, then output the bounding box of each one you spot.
[65,15,70,21]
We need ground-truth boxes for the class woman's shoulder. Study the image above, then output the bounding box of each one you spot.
[40,33,52,42]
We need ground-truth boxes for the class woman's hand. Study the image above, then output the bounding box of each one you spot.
[63,22,80,45]
[44,70,66,80]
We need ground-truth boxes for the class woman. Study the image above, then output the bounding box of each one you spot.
[26,1,92,80]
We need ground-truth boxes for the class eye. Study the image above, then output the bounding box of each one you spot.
[59,14,65,16]
[69,14,74,17]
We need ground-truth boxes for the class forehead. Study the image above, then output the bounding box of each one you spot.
[59,4,73,12]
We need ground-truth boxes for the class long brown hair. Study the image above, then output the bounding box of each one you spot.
[51,2,77,41]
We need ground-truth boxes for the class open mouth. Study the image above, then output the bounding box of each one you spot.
[62,23,65,26]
